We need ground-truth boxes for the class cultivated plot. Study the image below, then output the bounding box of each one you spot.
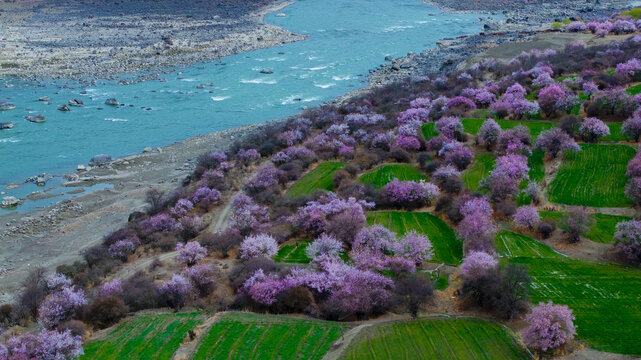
[367,211,462,265]
[359,164,426,189]
[511,257,641,355]
[193,312,344,360]
[495,231,564,259]
[288,162,345,197]
[80,312,202,360]
[547,143,635,207]
[340,317,529,360]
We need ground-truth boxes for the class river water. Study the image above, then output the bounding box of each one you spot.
[0,0,496,212]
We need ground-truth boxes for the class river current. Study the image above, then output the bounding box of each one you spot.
[0,0,496,212]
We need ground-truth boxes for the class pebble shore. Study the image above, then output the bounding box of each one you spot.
[0,0,304,83]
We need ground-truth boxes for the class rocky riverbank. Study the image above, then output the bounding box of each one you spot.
[0,118,290,302]
[0,0,305,83]
[365,0,634,90]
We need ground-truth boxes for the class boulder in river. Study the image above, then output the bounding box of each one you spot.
[105,98,119,106]
[77,164,86,171]
[36,177,46,186]
[1,196,19,208]
[38,96,50,102]
[89,154,113,167]
[68,99,84,107]
[58,104,71,111]
[0,122,14,129]
[25,114,46,123]
[0,101,15,111]
[260,68,273,74]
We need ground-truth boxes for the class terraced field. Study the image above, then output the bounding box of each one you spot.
[193,312,344,360]
[340,317,529,360]
[510,257,641,355]
[273,240,312,263]
[359,164,426,188]
[460,118,555,137]
[495,231,564,259]
[539,211,631,243]
[367,211,462,265]
[462,153,495,191]
[421,122,437,140]
[288,162,345,197]
[547,144,636,207]
[80,312,202,360]
[603,122,625,142]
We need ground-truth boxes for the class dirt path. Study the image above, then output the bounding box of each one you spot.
[207,190,241,234]
[106,251,178,281]
[172,311,229,360]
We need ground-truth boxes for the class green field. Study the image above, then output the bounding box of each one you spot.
[495,231,564,259]
[273,240,312,263]
[603,122,626,142]
[461,118,556,137]
[462,153,495,191]
[81,312,202,360]
[367,211,462,265]
[626,83,641,95]
[359,164,426,189]
[539,211,631,243]
[288,162,345,197]
[622,8,641,19]
[547,144,636,207]
[510,257,641,355]
[193,312,344,360]
[421,122,438,140]
[340,317,529,360]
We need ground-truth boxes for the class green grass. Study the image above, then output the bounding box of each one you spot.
[547,144,636,207]
[510,257,641,355]
[495,231,564,259]
[193,312,344,360]
[421,122,438,140]
[622,8,641,19]
[603,122,626,142]
[359,164,426,189]
[539,211,631,244]
[517,149,545,205]
[461,118,555,137]
[626,83,641,96]
[273,240,312,263]
[288,162,345,197]
[80,312,202,360]
[462,153,495,191]
[340,317,529,360]
[367,211,462,265]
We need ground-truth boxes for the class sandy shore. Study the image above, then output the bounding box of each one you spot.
[0,0,305,83]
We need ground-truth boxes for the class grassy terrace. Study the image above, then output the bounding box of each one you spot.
[288,162,345,197]
[462,153,495,191]
[273,240,312,264]
[367,211,462,265]
[340,318,529,360]
[193,312,344,360]
[510,257,641,355]
[495,231,564,259]
[80,312,202,360]
[359,164,426,188]
[539,211,631,243]
[460,118,555,137]
[548,143,636,207]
